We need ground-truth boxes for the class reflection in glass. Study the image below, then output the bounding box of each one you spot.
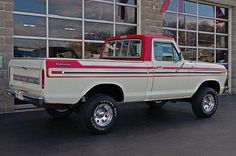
[216,20,228,34]
[216,7,228,19]
[198,18,215,32]
[179,15,197,30]
[85,22,113,41]
[216,50,228,63]
[198,49,214,63]
[184,1,197,15]
[179,31,196,46]
[14,0,46,14]
[85,43,103,59]
[49,41,82,58]
[14,15,46,37]
[116,0,137,5]
[168,0,177,12]
[198,33,214,47]
[85,1,113,21]
[163,29,177,41]
[180,48,197,61]
[49,18,82,39]
[198,3,214,18]
[163,13,177,28]
[216,35,228,48]
[116,25,137,35]
[14,39,46,58]
[116,5,137,24]
[49,0,82,18]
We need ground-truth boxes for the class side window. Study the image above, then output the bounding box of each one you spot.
[154,42,180,61]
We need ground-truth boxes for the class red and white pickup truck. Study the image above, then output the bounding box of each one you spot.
[7,35,227,134]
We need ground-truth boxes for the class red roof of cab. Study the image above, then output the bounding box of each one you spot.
[102,34,175,61]
[105,34,174,41]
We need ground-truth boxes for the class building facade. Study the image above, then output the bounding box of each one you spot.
[0,0,235,113]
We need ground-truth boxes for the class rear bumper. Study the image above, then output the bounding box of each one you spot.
[6,89,44,107]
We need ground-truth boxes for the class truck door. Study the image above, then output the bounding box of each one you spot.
[151,40,190,100]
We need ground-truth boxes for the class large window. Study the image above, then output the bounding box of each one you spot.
[13,0,139,59]
[163,1,229,68]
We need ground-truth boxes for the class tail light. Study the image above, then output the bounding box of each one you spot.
[41,70,45,89]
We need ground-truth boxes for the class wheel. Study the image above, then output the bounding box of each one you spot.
[45,107,72,119]
[146,101,166,110]
[80,94,118,134]
[191,87,218,118]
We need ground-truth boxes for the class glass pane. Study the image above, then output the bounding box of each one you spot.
[179,15,197,30]
[116,25,137,35]
[198,18,215,32]
[168,0,177,12]
[198,33,214,48]
[184,1,197,15]
[116,5,137,24]
[216,35,228,48]
[180,48,197,61]
[14,15,46,37]
[14,39,46,58]
[198,3,214,18]
[163,13,177,28]
[85,43,103,59]
[49,0,82,18]
[216,50,228,63]
[85,1,113,21]
[163,29,177,41]
[14,0,46,14]
[49,41,82,58]
[216,7,228,19]
[154,42,174,61]
[49,18,82,39]
[116,0,137,5]
[85,22,113,41]
[179,31,196,46]
[103,41,116,57]
[198,49,214,63]
[216,20,228,34]
[128,40,142,57]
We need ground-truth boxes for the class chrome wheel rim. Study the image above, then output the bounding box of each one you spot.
[202,94,215,113]
[94,103,113,127]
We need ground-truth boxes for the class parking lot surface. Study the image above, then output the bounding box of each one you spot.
[0,95,236,156]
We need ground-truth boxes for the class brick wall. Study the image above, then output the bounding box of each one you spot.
[140,0,163,34]
[0,0,13,113]
[231,7,236,93]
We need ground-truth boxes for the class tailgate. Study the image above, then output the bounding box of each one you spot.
[9,58,45,95]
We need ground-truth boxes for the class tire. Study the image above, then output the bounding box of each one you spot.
[191,87,218,118]
[80,94,118,134]
[146,101,166,110]
[45,107,72,119]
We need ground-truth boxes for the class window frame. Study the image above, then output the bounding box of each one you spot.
[152,39,181,62]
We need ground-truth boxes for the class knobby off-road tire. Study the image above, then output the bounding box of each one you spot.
[146,101,166,110]
[191,87,218,118]
[80,94,118,134]
[45,107,72,119]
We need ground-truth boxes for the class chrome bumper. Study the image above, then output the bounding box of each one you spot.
[6,89,44,107]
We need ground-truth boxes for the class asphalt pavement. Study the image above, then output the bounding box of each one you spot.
[0,95,236,156]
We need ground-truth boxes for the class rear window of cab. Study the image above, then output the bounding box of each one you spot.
[102,39,142,58]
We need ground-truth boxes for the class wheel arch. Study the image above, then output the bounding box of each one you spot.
[196,80,220,94]
[82,83,124,103]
